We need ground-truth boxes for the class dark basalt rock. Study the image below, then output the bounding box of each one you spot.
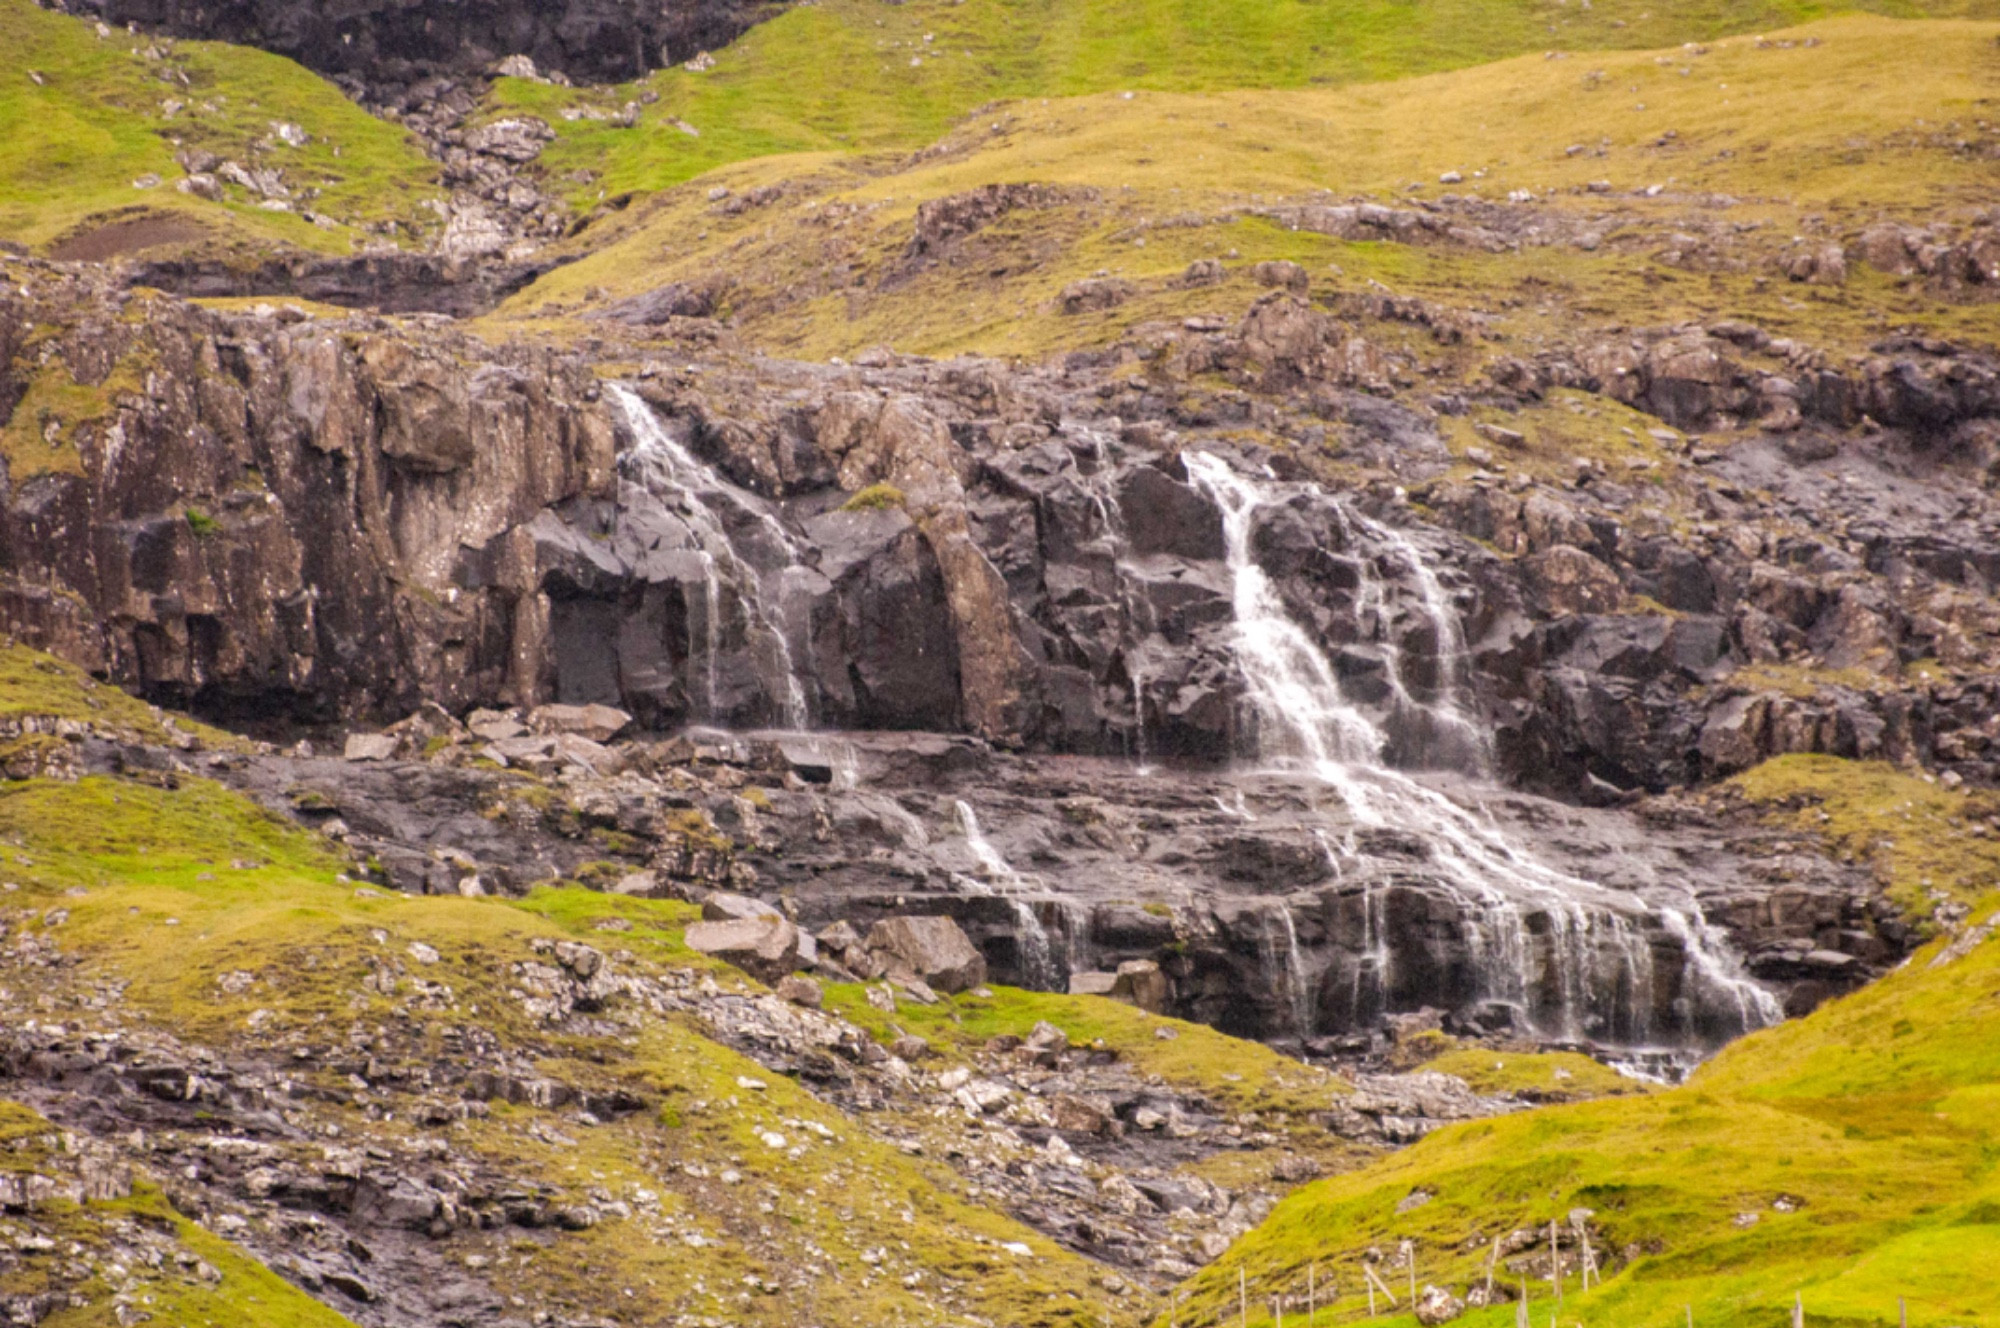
[59,0,785,92]
[5,264,2000,799]
[124,253,572,319]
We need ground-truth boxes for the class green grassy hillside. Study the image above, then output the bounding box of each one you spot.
[0,770,1126,1326]
[0,0,439,257]
[1179,758,2000,1328]
[493,0,2000,203]
[0,643,1395,1327]
[496,16,2000,362]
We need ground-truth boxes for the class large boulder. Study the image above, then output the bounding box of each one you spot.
[527,703,632,743]
[684,918,804,984]
[864,916,987,994]
[1112,959,1170,1013]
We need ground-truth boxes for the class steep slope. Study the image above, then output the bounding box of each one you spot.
[498,15,2000,359]
[1183,757,2000,1327]
[0,0,441,260]
[4,644,1484,1326]
[481,0,2000,202]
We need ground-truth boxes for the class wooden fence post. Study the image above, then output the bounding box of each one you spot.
[1363,1263,1399,1309]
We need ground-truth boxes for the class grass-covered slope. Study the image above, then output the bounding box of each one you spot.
[492,0,2000,202]
[1183,757,2000,1328]
[496,16,2000,360]
[0,645,1375,1327]
[0,773,1124,1325]
[0,0,439,257]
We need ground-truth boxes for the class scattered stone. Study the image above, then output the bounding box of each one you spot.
[343,733,398,762]
[1414,1284,1466,1325]
[1068,970,1119,997]
[702,892,782,923]
[776,974,823,1008]
[527,703,632,743]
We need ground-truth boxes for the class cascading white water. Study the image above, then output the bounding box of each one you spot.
[1341,504,1490,770]
[953,799,1074,992]
[1183,450,1778,1044]
[1257,902,1314,1038]
[955,800,1021,886]
[1073,425,1161,769]
[1010,899,1063,991]
[608,384,812,730]
[1184,453,1387,769]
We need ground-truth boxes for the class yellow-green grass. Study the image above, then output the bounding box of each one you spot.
[0,0,438,255]
[0,772,1136,1325]
[1729,754,2000,916]
[1179,758,2000,1328]
[0,642,234,748]
[1420,1048,1650,1103]
[500,17,2000,361]
[50,1188,365,1328]
[486,0,2000,208]
[460,1015,1117,1327]
[822,980,1348,1117]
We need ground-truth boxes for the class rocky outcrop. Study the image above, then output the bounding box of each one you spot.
[124,252,569,318]
[57,0,786,92]
[0,268,618,720]
[8,260,2000,797]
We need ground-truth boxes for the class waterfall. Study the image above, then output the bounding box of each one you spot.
[1130,659,1153,774]
[1072,424,1161,768]
[1009,899,1062,991]
[1663,906,1785,1032]
[1258,902,1314,1038]
[1340,505,1490,771]
[955,800,1021,887]
[954,799,1082,992]
[607,384,812,730]
[1183,452,1386,768]
[1183,450,1776,1045]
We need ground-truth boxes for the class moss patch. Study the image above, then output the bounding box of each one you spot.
[1729,754,2000,917]
[0,0,440,255]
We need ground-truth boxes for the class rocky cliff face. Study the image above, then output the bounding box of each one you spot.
[8,263,1997,800]
[5,253,1969,1050]
[49,0,779,90]
[0,265,616,721]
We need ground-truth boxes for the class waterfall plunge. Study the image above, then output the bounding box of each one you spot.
[1182,451,1780,1046]
[608,384,812,730]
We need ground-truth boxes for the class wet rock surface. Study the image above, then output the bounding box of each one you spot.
[0,717,1605,1325]
[0,255,1966,1053]
[7,261,1999,793]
